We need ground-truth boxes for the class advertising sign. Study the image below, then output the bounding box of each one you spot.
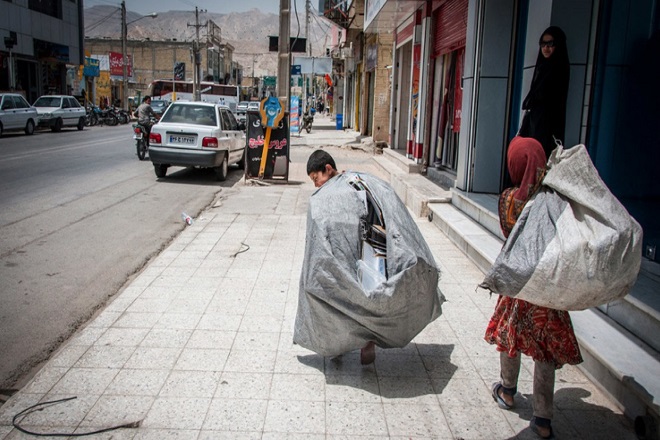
[292,56,333,75]
[83,57,100,77]
[174,62,185,80]
[290,95,300,134]
[109,52,132,77]
[245,111,289,180]
[364,0,386,30]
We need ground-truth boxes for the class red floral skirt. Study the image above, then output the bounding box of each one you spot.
[484,295,583,368]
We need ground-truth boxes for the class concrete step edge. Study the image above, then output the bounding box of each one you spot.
[602,295,660,354]
[381,148,421,173]
[450,189,505,240]
[571,308,660,417]
[427,202,501,274]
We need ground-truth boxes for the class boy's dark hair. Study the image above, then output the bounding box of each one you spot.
[307,150,337,174]
[142,95,151,103]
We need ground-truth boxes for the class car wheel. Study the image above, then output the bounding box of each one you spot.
[237,149,246,170]
[214,154,228,181]
[52,118,63,132]
[25,119,35,135]
[154,164,168,178]
[77,117,85,131]
[0,122,3,136]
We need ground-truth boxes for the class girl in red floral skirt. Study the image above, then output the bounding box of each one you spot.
[484,136,582,439]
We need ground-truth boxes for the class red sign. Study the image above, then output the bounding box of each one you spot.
[109,52,132,77]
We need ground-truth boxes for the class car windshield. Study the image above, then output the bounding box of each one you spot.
[34,97,62,107]
[161,104,217,126]
[237,102,249,110]
[152,100,167,109]
[247,102,260,110]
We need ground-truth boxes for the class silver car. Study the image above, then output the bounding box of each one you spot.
[0,93,39,136]
[33,95,86,132]
[235,101,249,125]
[148,102,246,181]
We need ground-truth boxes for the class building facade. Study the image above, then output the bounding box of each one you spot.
[84,23,236,107]
[328,0,660,429]
[1,0,85,103]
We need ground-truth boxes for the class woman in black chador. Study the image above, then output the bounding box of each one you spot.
[519,26,570,159]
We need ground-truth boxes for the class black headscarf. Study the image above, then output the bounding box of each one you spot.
[520,26,570,158]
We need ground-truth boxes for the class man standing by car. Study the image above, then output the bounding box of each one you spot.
[136,95,157,135]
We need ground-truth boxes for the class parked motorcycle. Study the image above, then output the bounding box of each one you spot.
[115,108,130,125]
[87,105,118,126]
[301,111,314,133]
[85,105,98,126]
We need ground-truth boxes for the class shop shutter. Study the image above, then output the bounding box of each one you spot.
[433,0,468,58]
[396,22,414,47]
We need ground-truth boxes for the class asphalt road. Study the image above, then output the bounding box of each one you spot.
[0,124,243,391]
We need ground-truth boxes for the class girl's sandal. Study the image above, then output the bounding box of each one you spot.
[491,382,515,410]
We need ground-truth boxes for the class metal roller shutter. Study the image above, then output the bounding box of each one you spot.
[433,0,468,58]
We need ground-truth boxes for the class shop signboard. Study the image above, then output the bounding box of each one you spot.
[245,110,289,180]
[109,52,132,77]
[83,57,100,77]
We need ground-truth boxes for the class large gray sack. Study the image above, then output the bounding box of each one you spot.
[294,172,444,357]
[480,144,642,310]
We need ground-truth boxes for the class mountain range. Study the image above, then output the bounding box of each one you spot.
[84,5,338,77]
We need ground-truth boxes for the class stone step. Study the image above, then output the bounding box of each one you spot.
[598,261,660,354]
[427,201,502,275]
[450,188,505,241]
[380,147,422,174]
[372,154,451,218]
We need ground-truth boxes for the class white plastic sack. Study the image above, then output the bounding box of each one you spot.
[480,144,642,310]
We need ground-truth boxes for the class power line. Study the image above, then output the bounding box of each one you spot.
[85,8,120,32]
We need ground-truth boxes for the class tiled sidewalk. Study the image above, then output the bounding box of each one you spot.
[0,139,636,439]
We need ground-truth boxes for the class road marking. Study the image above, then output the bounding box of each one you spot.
[0,137,128,163]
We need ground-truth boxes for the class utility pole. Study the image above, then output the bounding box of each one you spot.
[306,0,311,56]
[303,0,311,112]
[277,0,290,110]
[121,0,128,110]
[188,7,206,101]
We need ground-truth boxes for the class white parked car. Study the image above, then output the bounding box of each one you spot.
[148,102,246,181]
[235,101,249,125]
[33,95,86,132]
[0,93,39,136]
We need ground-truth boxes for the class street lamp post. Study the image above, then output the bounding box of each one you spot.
[121,1,157,111]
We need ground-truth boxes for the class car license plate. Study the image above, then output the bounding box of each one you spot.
[133,133,143,140]
[169,135,196,145]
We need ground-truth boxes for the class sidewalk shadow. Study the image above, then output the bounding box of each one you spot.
[243,178,305,186]
[296,343,458,398]
[500,387,636,439]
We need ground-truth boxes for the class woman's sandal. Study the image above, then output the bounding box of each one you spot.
[530,417,555,439]
[491,382,515,410]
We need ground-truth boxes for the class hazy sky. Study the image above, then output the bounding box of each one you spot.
[85,0,310,16]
